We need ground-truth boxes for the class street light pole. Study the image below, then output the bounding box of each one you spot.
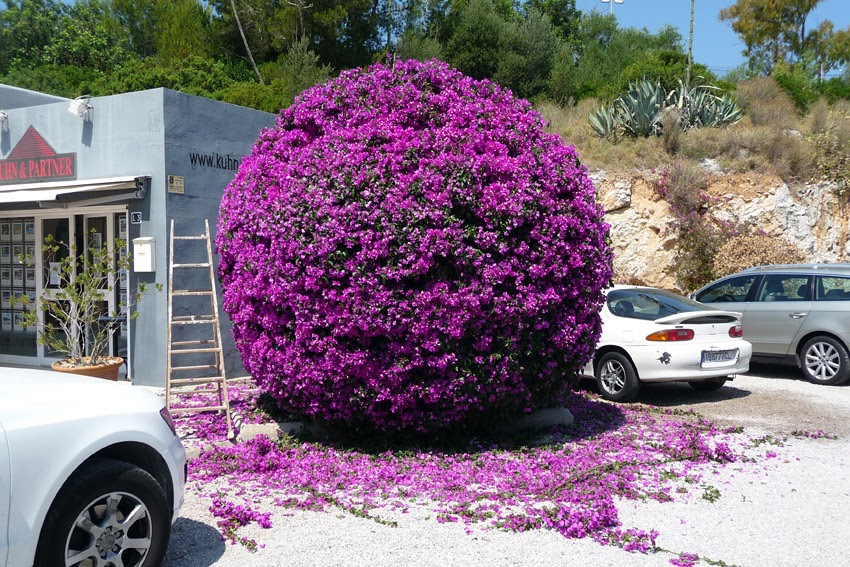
[686,0,695,88]
[601,0,624,15]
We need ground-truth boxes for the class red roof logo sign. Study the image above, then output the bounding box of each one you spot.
[0,126,77,185]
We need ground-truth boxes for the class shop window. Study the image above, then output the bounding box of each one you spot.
[0,217,37,356]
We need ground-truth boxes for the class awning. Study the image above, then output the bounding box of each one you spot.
[0,176,149,208]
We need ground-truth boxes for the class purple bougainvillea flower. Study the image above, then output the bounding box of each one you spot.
[217,59,612,431]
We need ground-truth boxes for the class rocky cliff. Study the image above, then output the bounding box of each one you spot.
[592,167,850,292]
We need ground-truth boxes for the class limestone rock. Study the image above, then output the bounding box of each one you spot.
[592,171,850,292]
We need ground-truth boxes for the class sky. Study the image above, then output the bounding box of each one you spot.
[575,0,850,77]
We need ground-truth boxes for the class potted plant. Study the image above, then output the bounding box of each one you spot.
[20,231,159,380]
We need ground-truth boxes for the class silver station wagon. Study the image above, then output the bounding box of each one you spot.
[691,264,850,385]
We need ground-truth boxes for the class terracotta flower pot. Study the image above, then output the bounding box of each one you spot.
[50,357,125,381]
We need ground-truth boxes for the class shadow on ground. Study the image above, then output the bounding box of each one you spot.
[576,375,753,409]
[164,518,225,567]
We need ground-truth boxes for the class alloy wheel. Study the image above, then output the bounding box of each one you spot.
[65,491,152,567]
[600,359,626,394]
[805,341,841,382]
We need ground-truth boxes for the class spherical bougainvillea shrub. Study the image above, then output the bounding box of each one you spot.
[217,59,612,432]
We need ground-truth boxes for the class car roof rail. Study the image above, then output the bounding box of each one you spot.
[741,263,850,272]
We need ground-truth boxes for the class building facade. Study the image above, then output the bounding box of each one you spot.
[0,86,275,386]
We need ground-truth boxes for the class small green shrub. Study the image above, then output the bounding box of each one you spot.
[656,164,742,291]
[772,63,818,112]
[714,234,807,278]
[815,78,850,103]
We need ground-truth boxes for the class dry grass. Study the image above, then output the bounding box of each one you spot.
[539,100,672,170]
[736,77,799,130]
[714,234,807,278]
[539,92,842,186]
[664,162,708,213]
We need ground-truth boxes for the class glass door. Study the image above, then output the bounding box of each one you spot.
[40,216,74,361]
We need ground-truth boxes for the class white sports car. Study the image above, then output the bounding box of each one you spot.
[585,286,752,401]
[0,367,186,567]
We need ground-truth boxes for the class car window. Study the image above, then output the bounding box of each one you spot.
[816,276,850,301]
[755,275,811,302]
[695,275,757,303]
[608,288,712,321]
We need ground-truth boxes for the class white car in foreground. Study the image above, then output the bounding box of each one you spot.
[0,368,186,567]
[585,286,752,402]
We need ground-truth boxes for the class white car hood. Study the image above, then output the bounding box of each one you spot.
[0,367,163,430]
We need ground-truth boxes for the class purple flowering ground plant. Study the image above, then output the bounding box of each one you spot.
[216,58,612,431]
[174,384,812,564]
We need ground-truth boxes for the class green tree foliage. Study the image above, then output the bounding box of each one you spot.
[302,0,380,71]
[207,0,293,66]
[548,12,688,104]
[110,0,158,58]
[495,8,558,100]
[395,29,444,61]
[720,0,850,76]
[223,38,333,113]
[443,0,558,98]
[90,56,238,98]
[0,0,64,74]
[526,0,579,40]
[9,0,840,115]
[46,0,128,71]
[1,64,101,98]
[154,0,213,66]
[444,0,506,80]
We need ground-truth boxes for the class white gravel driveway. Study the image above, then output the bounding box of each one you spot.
[164,364,850,567]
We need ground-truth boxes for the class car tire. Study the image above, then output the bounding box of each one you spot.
[34,458,170,567]
[689,378,727,391]
[595,352,640,402]
[800,336,850,386]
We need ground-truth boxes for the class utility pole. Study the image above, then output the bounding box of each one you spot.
[686,0,695,88]
[600,0,624,16]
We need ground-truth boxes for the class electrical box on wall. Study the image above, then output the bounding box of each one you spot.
[132,237,155,272]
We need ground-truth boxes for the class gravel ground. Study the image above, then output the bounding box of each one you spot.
[164,364,850,567]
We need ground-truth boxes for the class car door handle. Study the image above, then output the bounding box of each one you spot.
[789,312,807,319]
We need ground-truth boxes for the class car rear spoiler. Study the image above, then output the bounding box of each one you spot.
[654,310,743,325]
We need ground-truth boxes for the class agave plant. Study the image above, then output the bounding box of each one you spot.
[668,79,743,130]
[588,104,620,140]
[587,78,742,141]
[618,80,665,137]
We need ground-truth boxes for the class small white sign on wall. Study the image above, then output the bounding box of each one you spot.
[168,175,185,194]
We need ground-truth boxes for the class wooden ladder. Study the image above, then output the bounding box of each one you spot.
[165,219,233,439]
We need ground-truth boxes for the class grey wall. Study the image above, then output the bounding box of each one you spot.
[161,90,276,382]
[0,88,275,386]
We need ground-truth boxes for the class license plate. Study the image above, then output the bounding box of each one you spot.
[701,349,738,367]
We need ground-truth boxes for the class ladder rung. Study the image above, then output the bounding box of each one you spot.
[169,375,224,385]
[172,340,217,347]
[169,405,228,413]
[170,347,221,354]
[173,290,214,296]
[170,364,218,371]
[172,316,217,324]
[173,263,211,268]
[173,235,209,241]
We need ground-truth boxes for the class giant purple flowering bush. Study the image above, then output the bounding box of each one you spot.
[217,59,612,431]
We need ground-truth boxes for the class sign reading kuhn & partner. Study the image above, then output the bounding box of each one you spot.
[0,126,77,185]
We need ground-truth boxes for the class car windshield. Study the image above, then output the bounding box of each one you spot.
[607,288,713,321]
